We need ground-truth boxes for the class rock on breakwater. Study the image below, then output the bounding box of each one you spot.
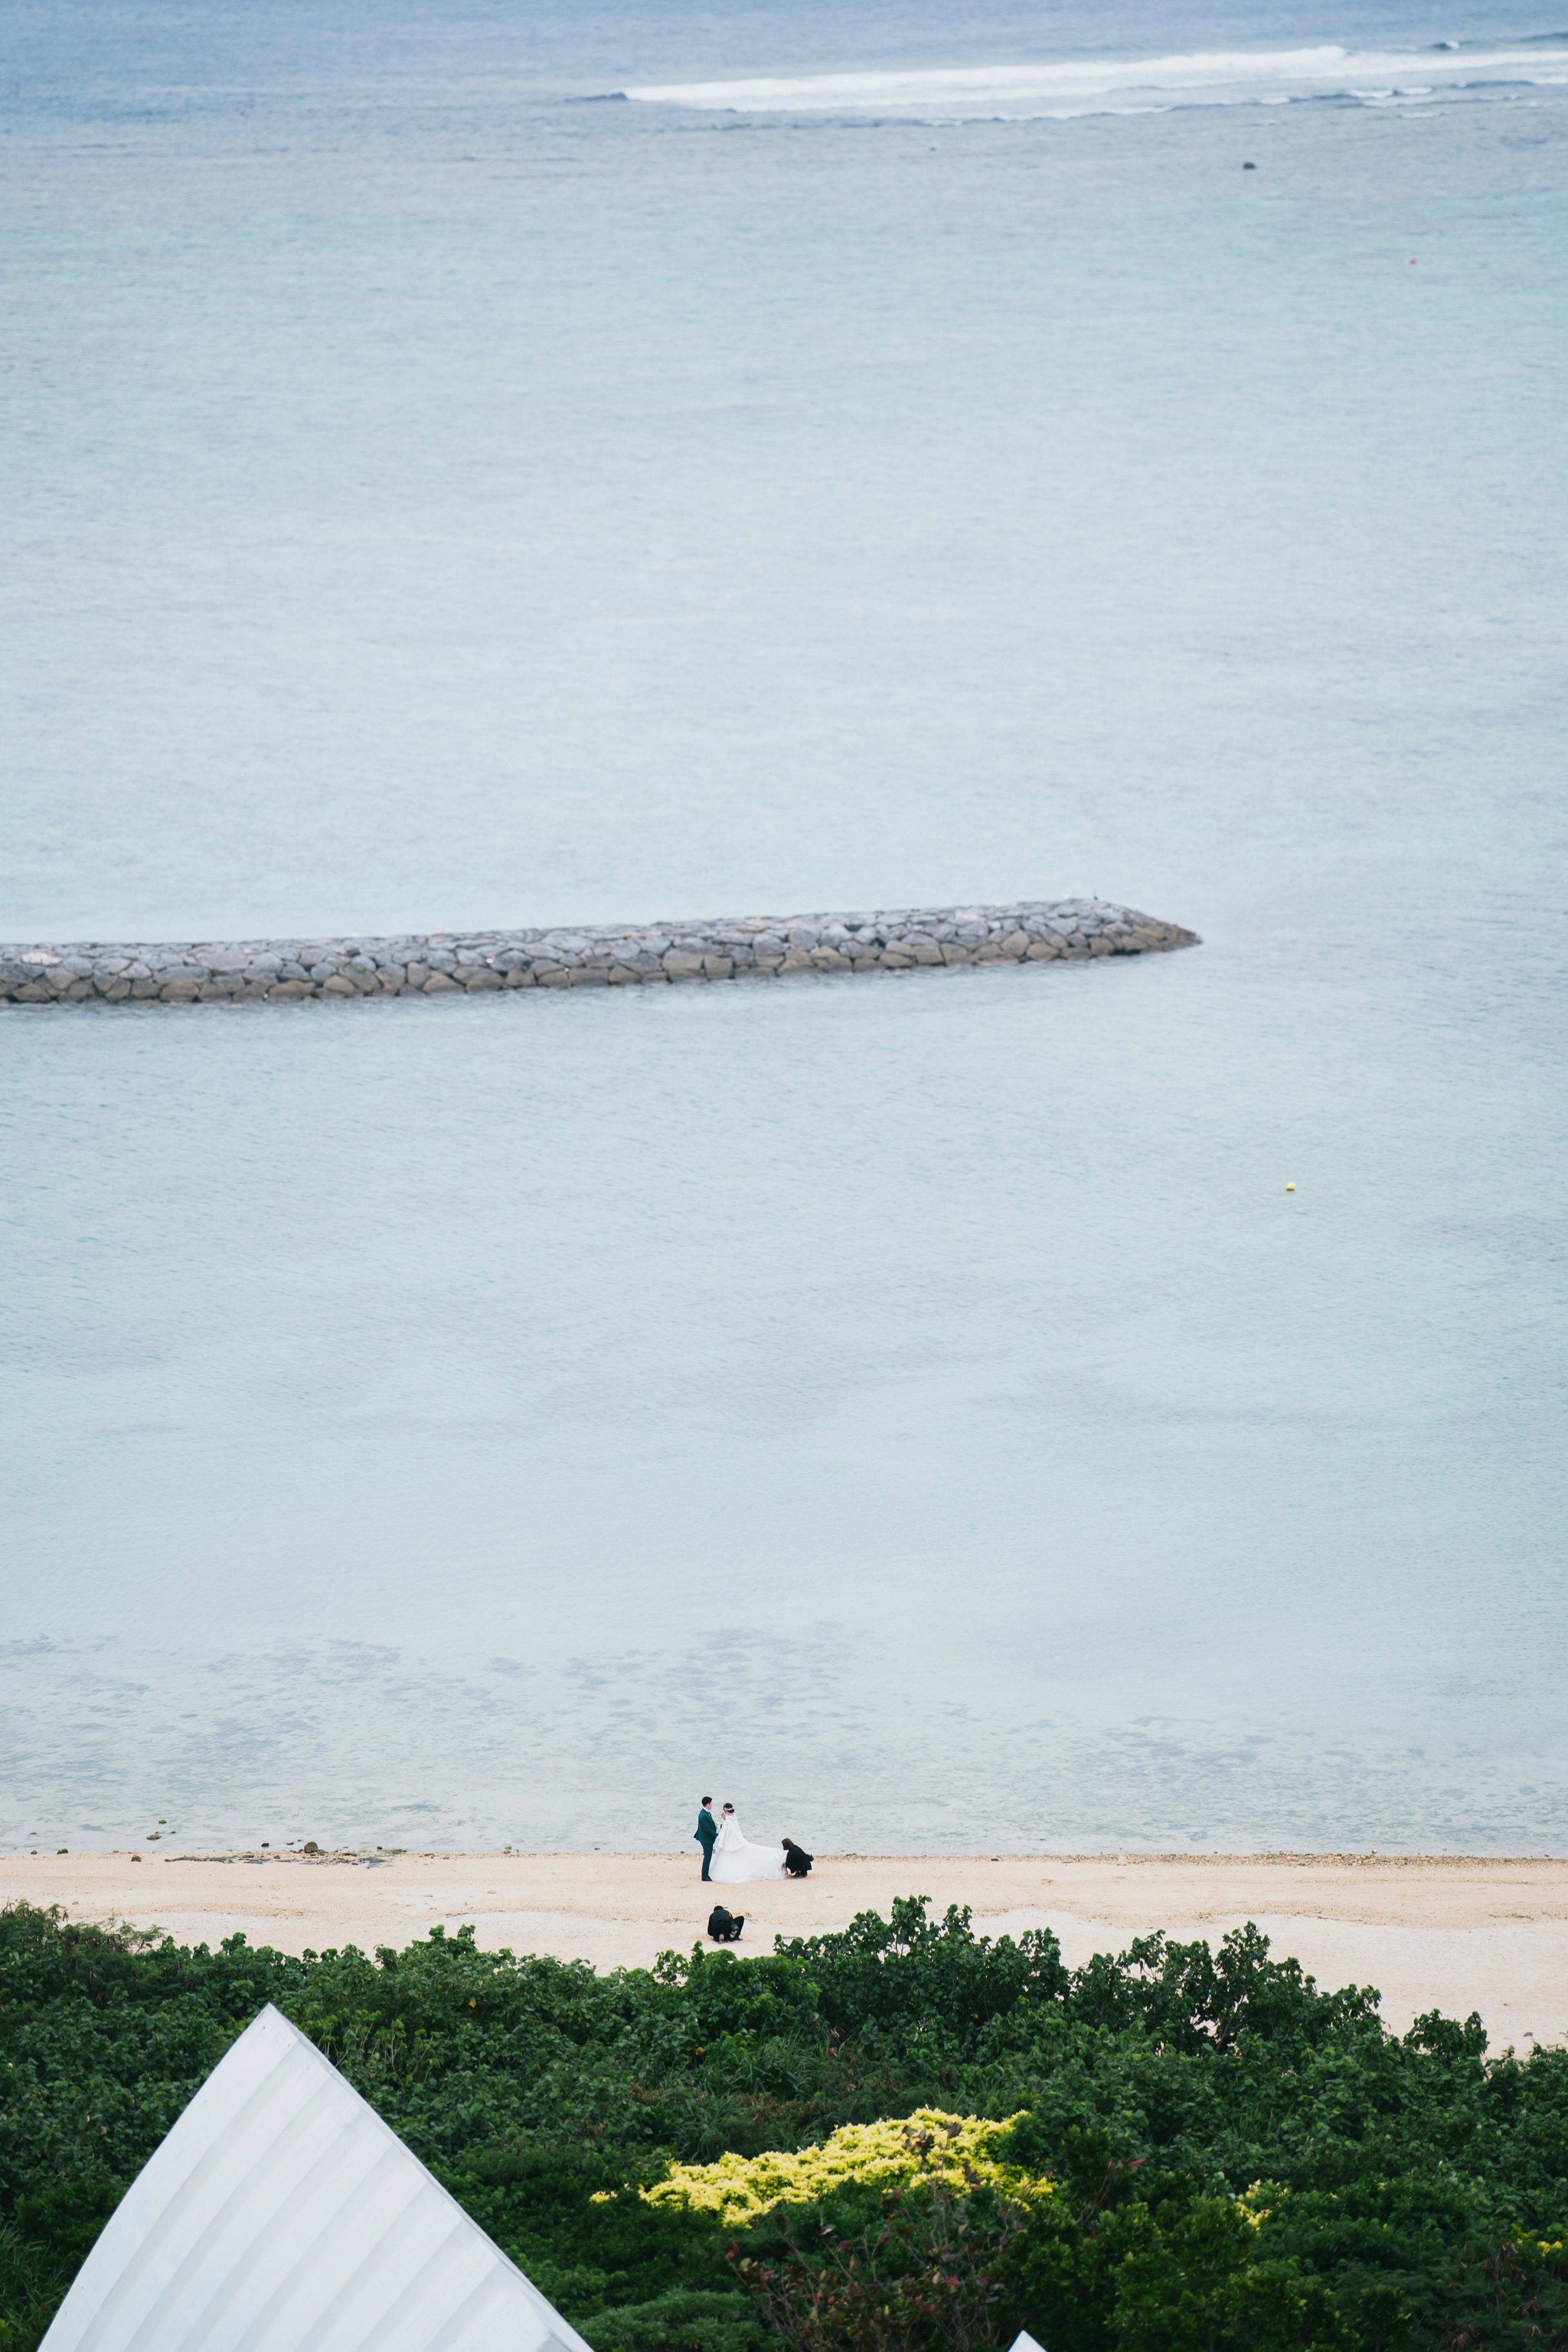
[0,901,1198,1007]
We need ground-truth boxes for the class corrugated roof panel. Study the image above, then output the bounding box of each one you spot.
[41,2003,593,2352]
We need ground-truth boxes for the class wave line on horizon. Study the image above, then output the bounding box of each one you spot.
[625,40,1568,116]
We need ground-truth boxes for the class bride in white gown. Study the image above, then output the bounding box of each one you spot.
[708,1804,785,1884]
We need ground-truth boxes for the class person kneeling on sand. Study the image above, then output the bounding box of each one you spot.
[707,1903,744,1942]
[781,1837,813,1877]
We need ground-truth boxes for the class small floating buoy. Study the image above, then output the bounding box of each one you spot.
[1243,161,1256,169]
[1286,1184,1295,1192]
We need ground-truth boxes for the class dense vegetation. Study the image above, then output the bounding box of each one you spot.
[2,1895,1565,2350]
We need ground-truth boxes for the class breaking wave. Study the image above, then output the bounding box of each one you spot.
[625,38,1568,117]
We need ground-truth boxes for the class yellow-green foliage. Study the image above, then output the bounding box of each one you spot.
[644,2109,1050,2228]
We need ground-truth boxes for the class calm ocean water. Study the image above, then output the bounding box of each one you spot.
[3,0,1565,1859]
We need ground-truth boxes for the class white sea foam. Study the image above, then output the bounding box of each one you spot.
[627,41,1568,116]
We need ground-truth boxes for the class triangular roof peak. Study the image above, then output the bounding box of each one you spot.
[42,2001,592,2352]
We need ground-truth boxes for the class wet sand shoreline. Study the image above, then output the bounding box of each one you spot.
[7,1851,1566,2051]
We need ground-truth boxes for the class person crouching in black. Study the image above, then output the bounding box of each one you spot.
[781,1838,813,1877]
[707,1904,744,1942]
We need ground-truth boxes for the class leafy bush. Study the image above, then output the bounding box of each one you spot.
[775,1897,1070,2054]
[647,2111,1041,2227]
[578,2288,770,2352]
[732,2178,1025,2352]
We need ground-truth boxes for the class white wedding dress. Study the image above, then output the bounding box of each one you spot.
[708,1812,785,1884]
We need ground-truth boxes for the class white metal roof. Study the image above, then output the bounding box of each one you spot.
[40,2001,594,2352]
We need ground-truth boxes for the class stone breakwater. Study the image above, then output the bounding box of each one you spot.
[0,901,1197,1007]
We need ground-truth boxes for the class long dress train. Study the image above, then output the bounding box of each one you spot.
[708,1813,785,1884]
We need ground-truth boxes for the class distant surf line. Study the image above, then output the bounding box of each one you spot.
[624,38,1568,118]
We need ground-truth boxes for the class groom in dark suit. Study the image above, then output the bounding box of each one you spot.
[695,1797,718,1881]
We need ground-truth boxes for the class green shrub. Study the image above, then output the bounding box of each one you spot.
[578,2288,769,2352]
[731,2178,1023,2352]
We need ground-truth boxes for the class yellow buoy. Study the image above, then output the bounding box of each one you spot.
[1285,1184,1295,1192]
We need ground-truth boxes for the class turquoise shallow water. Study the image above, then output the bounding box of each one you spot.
[2,0,1566,1854]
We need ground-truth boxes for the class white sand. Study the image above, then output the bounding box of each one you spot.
[7,1851,1566,2050]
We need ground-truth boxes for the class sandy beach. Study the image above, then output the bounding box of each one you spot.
[6,1851,1565,2051]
